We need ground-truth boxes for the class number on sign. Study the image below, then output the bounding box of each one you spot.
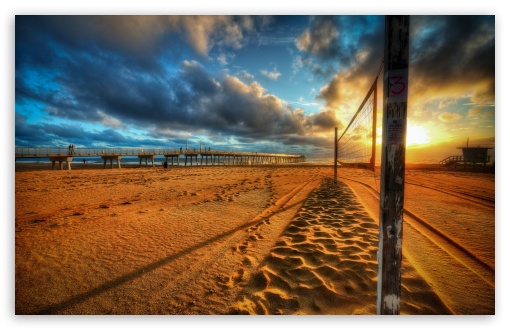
[389,75,406,96]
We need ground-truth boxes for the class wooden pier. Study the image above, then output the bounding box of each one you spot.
[15,147,306,170]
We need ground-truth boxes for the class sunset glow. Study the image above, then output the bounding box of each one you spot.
[406,123,431,147]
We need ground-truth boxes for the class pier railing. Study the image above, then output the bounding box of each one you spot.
[14,147,183,157]
[15,147,304,159]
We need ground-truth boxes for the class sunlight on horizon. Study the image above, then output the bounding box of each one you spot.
[406,123,431,147]
[374,122,432,147]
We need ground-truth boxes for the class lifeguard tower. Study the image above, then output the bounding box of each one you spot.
[440,138,493,168]
[459,146,492,166]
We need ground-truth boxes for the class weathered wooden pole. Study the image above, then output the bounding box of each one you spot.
[334,127,338,184]
[377,15,409,315]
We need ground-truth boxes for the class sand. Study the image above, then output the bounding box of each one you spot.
[14,163,494,315]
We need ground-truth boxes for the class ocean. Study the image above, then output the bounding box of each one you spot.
[15,156,335,166]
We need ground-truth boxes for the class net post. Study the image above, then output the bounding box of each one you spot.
[334,127,338,184]
[377,15,409,315]
[371,78,378,170]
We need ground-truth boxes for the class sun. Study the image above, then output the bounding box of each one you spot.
[406,123,431,146]
[375,123,431,147]
[406,123,431,147]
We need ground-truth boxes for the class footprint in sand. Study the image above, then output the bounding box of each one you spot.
[229,269,245,285]
[248,233,263,241]
[233,242,249,254]
[217,268,245,289]
[242,256,257,266]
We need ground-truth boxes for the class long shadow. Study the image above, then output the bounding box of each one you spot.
[32,196,309,314]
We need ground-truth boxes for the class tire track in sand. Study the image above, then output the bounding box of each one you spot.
[339,176,494,314]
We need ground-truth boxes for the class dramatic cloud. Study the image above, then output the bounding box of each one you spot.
[17,39,335,149]
[303,16,384,133]
[15,113,46,146]
[409,16,495,106]
[15,15,263,73]
[296,16,384,78]
[205,75,311,137]
[296,17,339,58]
[311,110,341,131]
[316,58,380,122]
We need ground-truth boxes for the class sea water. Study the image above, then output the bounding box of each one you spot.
[16,156,336,166]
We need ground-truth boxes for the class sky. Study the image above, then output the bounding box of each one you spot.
[14,14,495,162]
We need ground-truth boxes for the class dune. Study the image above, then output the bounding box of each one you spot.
[14,163,494,314]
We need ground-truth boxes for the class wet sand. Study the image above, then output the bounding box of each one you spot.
[14,163,494,315]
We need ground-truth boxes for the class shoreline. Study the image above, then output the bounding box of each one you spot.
[14,161,495,174]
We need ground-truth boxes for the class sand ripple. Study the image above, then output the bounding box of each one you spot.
[233,178,379,314]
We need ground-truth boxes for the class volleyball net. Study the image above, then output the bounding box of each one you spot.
[335,77,378,171]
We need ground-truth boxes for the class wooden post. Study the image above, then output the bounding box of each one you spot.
[377,15,409,315]
[371,79,378,170]
[334,127,338,184]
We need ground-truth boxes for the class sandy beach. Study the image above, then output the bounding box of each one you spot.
[14,163,494,315]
